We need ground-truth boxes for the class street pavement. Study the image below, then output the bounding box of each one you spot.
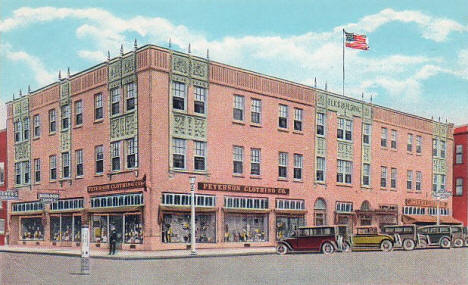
[1,248,467,284]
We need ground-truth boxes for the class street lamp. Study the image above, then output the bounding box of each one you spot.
[189,176,197,255]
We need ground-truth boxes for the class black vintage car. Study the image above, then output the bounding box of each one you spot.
[382,225,419,250]
[417,225,457,248]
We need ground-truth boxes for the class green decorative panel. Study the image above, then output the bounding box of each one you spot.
[432,158,446,174]
[15,141,30,162]
[61,82,70,98]
[315,137,326,157]
[362,145,371,163]
[337,141,353,160]
[122,75,137,85]
[13,98,29,117]
[327,96,362,118]
[122,56,135,77]
[109,80,121,89]
[316,93,327,108]
[362,104,372,120]
[171,74,190,84]
[172,113,207,141]
[192,79,209,88]
[110,112,138,141]
[60,131,71,152]
[109,61,122,82]
[172,55,190,76]
[433,122,447,137]
[191,59,208,81]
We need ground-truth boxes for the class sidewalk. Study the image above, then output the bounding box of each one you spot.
[0,245,276,260]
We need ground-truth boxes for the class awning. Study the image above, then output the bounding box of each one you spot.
[402,215,462,225]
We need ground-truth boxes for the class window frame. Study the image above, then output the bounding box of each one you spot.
[293,153,303,180]
[50,155,57,181]
[251,99,262,124]
[316,157,326,182]
[455,178,463,196]
[95,145,104,174]
[455,145,463,164]
[278,104,288,129]
[316,113,325,136]
[172,138,186,170]
[233,95,245,121]
[75,100,83,126]
[278,152,288,178]
[250,148,261,176]
[76,149,84,177]
[49,109,57,133]
[94,93,104,120]
[194,141,207,171]
[172,81,186,111]
[380,166,387,188]
[294,108,303,131]
[33,114,41,138]
[194,86,207,115]
[233,146,244,174]
[381,127,388,147]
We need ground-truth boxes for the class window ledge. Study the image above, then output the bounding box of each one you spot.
[416,152,422,156]
[407,151,413,155]
[293,179,303,183]
[337,139,353,143]
[192,112,207,118]
[93,119,104,125]
[249,123,262,128]
[277,128,289,133]
[292,130,304,135]
[32,136,40,141]
[73,124,83,130]
[361,185,371,189]
[94,174,104,177]
[390,148,397,152]
[315,181,326,185]
[336,183,352,188]
[389,188,397,192]
[49,132,56,136]
[380,187,387,191]
[277,177,288,182]
[75,176,84,180]
[250,175,262,179]
[232,120,245,126]
[49,180,57,183]
[316,134,326,138]
[171,169,209,175]
[232,174,245,178]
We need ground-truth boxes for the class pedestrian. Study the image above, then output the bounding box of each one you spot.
[109,228,117,255]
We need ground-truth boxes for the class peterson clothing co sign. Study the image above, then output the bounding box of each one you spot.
[87,176,146,193]
[198,182,289,195]
[405,198,447,208]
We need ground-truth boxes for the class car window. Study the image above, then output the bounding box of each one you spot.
[420,228,429,234]
[440,227,450,233]
[323,228,331,235]
[403,227,413,233]
[430,228,438,233]
[451,227,461,233]
[384,227,394,234]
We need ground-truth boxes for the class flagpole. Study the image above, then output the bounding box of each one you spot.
[342,29,345,96]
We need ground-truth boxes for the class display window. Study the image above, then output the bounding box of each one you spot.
[92,213,144,244]
[21,217,44,240]
[92,215,109,243]
[224,214,268,242]
[162,213,216,243]
[276,216,305,240]
[125,214,143,244]
[74,216,81,242]
[50,215,81,242]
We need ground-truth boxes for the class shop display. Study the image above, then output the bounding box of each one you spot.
[162,213,216,243]
[73,216,81,242]
[92,215,108,243]
[124,214,143,244]
[21,217,44,240]
[61,216,73,241]
[224,214,268,242]
[276,216,305,240]
[50,216,61,241]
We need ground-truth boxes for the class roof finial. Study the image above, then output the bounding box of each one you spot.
[67,67,70,78]
[438,116,441,122]
[168,38,172,49]
[13,93,15,100]
[207,48,210,59]
[120,44,124,56]
[188,43,191,54]
[134,39,138,50]
[431,116,434,120]
[314,77,317,88]
[58,70,61,80]
[325,81,328,91]
[370,95,373,104]
[361,92,364,100]
[19,89,22,97]
[28,85,31,94]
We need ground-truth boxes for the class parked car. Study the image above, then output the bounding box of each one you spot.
[417,225,456,248]
[382,225,418,251]
[276,225,351,255]
[352,226,394,252]
[449,225,465,248]
[464,227,468,247]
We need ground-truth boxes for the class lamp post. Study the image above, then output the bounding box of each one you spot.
[189,176,197,255]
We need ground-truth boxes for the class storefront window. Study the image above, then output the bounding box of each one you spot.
[125,214,143,244]
[61,215,73,241]
[162,213,216,243]
[74,216,81,242]
[92,215,108,243]
[224,214,268,242]
[50,216,61,241]
[21,217,44,240]
[276,216,304,240]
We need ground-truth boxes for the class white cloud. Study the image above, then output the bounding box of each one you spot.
[0,98,6,129]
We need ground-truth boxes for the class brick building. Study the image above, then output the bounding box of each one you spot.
[0,129,7,245]
[453,125,468,225]
[5,44,457,250]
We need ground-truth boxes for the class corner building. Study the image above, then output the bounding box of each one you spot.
[453,125,468,225]
[6,44,457,251]
[0,129,7,245]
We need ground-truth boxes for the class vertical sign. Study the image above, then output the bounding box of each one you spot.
[81,225,90,274]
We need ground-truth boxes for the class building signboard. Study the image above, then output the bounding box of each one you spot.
[198,182,289,195]
[37,193,59,203]
[0,190,19,201]
[87,176,146,193]
[405,198,448,208]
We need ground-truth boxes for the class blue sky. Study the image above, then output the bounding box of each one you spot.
[1,1,467,129]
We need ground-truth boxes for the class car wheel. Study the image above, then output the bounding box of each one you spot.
[276,244,288,255]
[453,238,464,248]
[465,238,468,247]
[403,239,415,251]
[321,242,335,255]
[440,237,451,249]
[341,242,351,253]
[380,240,393,252]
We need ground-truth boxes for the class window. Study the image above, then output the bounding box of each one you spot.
[407,134,413,152]
[49,109,56,133]
[94,93,103,120]
[172,138,186,169]
[440,140,445,158]
[381,128,387,147]
[294,108,303,131]
[51,198,84,211]
[362,163,370,186]
[294,154,303,180]
[456,145,463,164]
[433,139,438,157]
[33,114,40,137]
[15,163,20,185]
[95,145,104,174]
[14,162,30,185]
[194,141,207,171]
[224,196,268,210]
[111,88,121,116]
[76,149,83,177]
[337,118,352,141]
[162,193,215,207]
[407,170,413,190]
[278,152,288,178]
[23,117,29,140]
[250,148,261,175]
[75,100,83,125]
[381,166,387,188]
[416,171,422,191]
[0,162,4,185]
[111,142,121,171]
[456,178,463,196]
[194,86,206,114]
[233,95,244,121]
[279,105,288,129]
[126,138,138,168]
[276,199,305,210]
[316,157,325,182]
[316,113,325,135]
[126,82,136,112]
[50,155,57,180]
[363,123,371,144]
[336,202,353,213]
[172,81,186,111]
[34,159,40,183]
[433,175,438,192]
[391,168,397,188]
[337,160,352,184]
[14,120,22,142]
[91,193,144,208]
[61,105,70,130]
[416,136,422,153]
[24,161,30,184]
[440,174,446,191]
[391,130,397,149]
[62,152,70,178]
[314,199,327,226]
[233,146,243,174]
[251,99,261,124]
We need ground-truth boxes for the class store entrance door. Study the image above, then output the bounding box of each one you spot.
[109,215,124,249]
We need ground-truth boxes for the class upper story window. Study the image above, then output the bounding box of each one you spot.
[33,115,40,138]
[294,154,303,180]
[61,105,70,130]
[337,118,352,141]
[172,138,186,169]
[94,93,103,120]
[336,202,353,213]
[111,142,121,172]
[50,155,57,180]
[407,170,413,190]
[362,123,371,144]
[194,141,207,171]
[337,160,352,184]
[126,138,138,169]
[455,178,463,196]
[14,120,22,142]
[278,105,288,129]
[276,199,305,210]
[278,152,288,178]
[433,139,438,156]
[456,145,463,164]
[391,130,397,149]
[391,168,397,188]
[380,166,387,188]
[416,171,422,191]
[316,157,325,182]
[62,152,70,178]
[233,146,243,174]
[194,86,206,115]
[172,81,186,111]
[381,127,388,147]
[126,82,136,112]
[362,163,370,186]
[251,99,261,124]
[95,145,104,174]
[416,135,422,154]
[23,117,30,140]
[440,140,446,158]
[33,159,40,183]
[15,162,29,185]
[407,134,413,152]
[294,108,303,131]
[0,162,4,185]
[111,88,121,116]
[75,100,83,126]
[49,109,57,133]
[316,113,325,136]
[76,149,83,177]
[250,148,261,176]
[233,95,244,121]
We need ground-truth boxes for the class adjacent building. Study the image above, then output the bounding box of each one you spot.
[0,129,7,245]
[453,125,468,225]
[5,44,457,251]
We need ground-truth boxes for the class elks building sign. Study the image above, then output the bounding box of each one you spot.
[87,176,146,193]
[198,182,289,195]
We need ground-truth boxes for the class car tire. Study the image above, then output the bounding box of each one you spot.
[465,238,468,247]
[380,240,393,252]
[440,237,451,249]
[453,238,464,248]
[341,242,351,253]
[276,244,288,255]
[403,239,415,251]
[321,242,335,255]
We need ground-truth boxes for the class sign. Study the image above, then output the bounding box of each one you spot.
[87,176,146,193]
[37,193,59,203]
[198,182,289,195]
[81,225,90,275]
[433,191,451,200]
[405,198,448,208]
[0,190,19,201]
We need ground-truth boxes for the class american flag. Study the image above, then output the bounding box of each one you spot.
[344,31,369,50]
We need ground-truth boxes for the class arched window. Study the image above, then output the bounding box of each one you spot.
[314,198,327,226]
[360,201,372,226]
[360,200,371,211]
